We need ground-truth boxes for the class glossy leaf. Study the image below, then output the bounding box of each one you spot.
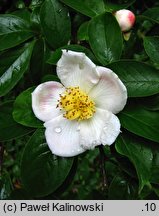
[77,21,89,41]
[144,36,159,64]
[141,94,159,111]
[30,0,44,9]
[30,39,45,84]
[13,87,43,128]
[88,12,123,65]
[150,150,159,184]
[0,41,35,97]
[0,15,34,51]
[12,9,31,21]
[0,46,25,76]
[47,44,98,65]
[143,7,159,23]
[108,61,159,97]
[116,133,159,191]
[115,133,153,192]
[9,189,32,200]
[108,174,137,199]
[21,129,74,197]
[41,74,60,82]
[60,0,105,17]
[0,101,32,141]
[104,0,136,12]
[118,102,159,143]
[40,0,71,49]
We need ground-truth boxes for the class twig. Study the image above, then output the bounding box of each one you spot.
[98,145,108,190]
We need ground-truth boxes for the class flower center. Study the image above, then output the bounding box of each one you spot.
[58,87,95,121]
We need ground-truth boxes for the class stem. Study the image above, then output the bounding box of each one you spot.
[99,145,108,190]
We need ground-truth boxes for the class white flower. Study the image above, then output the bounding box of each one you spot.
[114,9,135,32]
[32,50,127,157]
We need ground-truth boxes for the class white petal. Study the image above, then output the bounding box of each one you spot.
[79,109,120,149]
[57,50,99,93]
[100,112,121,146]
[89,66,127,114]
[44,115,85,157]
[32,81,65,122]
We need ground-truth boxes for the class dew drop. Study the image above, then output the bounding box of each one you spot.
[92,140,97,145]
[54,127,62,133]
[80,139,85,145]
[76,125,80,131]
[71,149,75,154]
[57,9,62,13]
[91,79,98,84]
[92,140,100,146]
[79,63,84,69]
[103,124,109,133]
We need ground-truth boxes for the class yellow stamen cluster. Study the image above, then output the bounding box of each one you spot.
[57,87,96,121]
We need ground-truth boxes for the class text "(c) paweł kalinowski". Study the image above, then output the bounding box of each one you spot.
[20,202,104,212]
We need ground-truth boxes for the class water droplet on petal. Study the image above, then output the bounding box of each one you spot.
[103,123,109,133]
[71,149,75,154]
[54,127,62,133]
[79,63,84,69]
[92,140,100,147]
[76,125,80,131]
[92,140,97,145]
[91,78,98,84]
[80,139,85,145]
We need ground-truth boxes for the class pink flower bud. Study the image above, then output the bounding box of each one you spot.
[114,9,135,32]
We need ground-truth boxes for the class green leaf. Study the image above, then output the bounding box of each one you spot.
[118,102,159,143]
[88,12,123,65]
[30,0,44,9]
[0,101,32,142]
[60,0,105,17]
[0,41,35,97]
[41,74,60,82]
[0,46,25,76]
[77,21,89,41]
[108,61,159,97]
[0,15,35,51]
[104,0,136,12]
[30,39,45,84]
[40,0,71,49]
[142,94,159,111]
[115,133,153,192]
[12,9,31,21]
[9,189,32,200]
[142,7,159,23]
[144,36,159,64]
[153,186,159,197]
[47,44,98,65]
[150,150,159,184]
[13,87,43,128]
[108,173,137,199]
[21,129,74,197]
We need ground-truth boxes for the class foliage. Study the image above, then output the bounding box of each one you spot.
[0,0,159,200]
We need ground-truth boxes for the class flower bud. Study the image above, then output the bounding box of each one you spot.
[114,9,135,32]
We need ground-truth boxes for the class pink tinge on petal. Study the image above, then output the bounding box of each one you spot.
[32,81,65,122]
[128,11,135,25]
[114,9,135,32]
